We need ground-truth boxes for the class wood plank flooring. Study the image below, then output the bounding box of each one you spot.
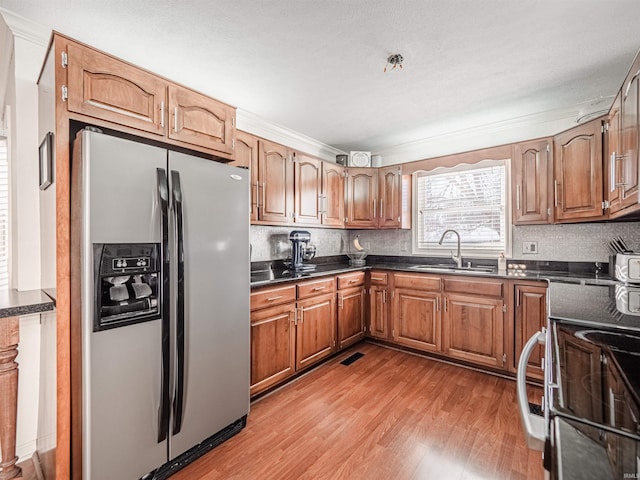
[172,342,544,480]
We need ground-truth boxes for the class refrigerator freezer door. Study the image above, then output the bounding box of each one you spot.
[167,151,250,459]
[78,131,168,479]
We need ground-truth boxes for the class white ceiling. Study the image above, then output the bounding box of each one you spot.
[2,1,640,162]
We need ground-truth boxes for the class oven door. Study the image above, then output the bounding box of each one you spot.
[516,328,548,451]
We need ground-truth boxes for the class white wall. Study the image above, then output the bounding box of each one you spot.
[0,9,50,465]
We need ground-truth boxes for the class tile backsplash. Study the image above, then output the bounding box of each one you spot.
[251,222,640,263]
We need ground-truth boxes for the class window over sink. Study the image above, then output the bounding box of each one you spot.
[413,159,511,258]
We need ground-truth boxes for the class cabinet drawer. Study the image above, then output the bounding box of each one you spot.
[337,272,366,290]
[369,271,388,285]
[251,284,297,310]
[297,277,336,299]
[393,273,441,291]
[443,277,504,297]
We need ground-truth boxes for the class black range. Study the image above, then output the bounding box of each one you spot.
[545,281,640,480]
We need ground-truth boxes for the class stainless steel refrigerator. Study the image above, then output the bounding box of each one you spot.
[70,129,250,480]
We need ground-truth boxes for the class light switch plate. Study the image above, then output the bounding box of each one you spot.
[523,241,538,254]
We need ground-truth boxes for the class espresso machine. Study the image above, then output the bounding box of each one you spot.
[288,230,317,271]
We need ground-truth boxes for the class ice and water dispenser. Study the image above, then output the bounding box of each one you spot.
[94,243,161,331]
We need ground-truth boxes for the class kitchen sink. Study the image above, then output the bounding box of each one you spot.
[408,264,496,274]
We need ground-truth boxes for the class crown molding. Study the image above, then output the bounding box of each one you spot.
[374,100,614,165]
[236,109,346,162]
[0,8,50,47]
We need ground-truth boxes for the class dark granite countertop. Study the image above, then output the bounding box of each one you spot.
[251,256,614,289]
[0,289,55,319]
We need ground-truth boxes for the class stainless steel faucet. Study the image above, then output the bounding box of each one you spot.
[438,229,462,268]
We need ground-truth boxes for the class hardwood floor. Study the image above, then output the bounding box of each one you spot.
[172,342,544,480]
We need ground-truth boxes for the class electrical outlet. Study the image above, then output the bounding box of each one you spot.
[522,241,538,254]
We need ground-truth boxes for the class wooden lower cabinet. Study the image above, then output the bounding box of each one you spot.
[337,286,365,349]
[442,293,506,369]
[250,302,296,396]
[392,288,441,353]
[296,292,337,370]
[250,279,337,396]
[514,283,547,381]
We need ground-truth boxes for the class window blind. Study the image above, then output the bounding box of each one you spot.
[415,161,508,255]
[0,138,8,288]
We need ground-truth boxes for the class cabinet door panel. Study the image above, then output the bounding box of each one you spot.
[393,288,441,353]
[553,119,604,221]
[368,285,388,340]
[443,294,504,368]
[234,131,259,221]
[515,285,547,381]
[259,140,293,223]
[378,166,401,228]
[338,286,365,348]
[512,139,550,224]
[607,95,624,215]
[67,42,166,135]
[620,71,639,209]
[296,293,336,370]
[294,154,322,225]
[250,303,296,396]
[346,168,377,227]
[168,85,235,155]
[322,162,345,227]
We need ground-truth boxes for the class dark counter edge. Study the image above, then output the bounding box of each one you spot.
[0,288,56,319]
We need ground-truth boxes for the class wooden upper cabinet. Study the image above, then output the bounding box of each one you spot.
[167,85,235,155]
[234,131,259,221]
[66,40,166,135]
[294,153,322,225]
[345,168,377,228]
[321,162,345,227]
[512,139,551,224]
[64,38,237,158]
[606,94,624,216]
[553,118,604,222]
[258,140,294,224]
[378,166,402,228]
[619,63,640,212]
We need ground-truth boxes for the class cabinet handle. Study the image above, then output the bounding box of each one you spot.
[160,101,165,128]
[349,279,359,284]
[382,290,387,303]
[516,291,520,307]
[338,293,343,308]
[436,296,439,311]
[266,295,283,301]
[444,297,448,312]
[298,307,304,324]
[615,154,627,187]
[379,199,383,219]
[371,277,384,281]
[312,286,327,291]
[553,180,559,207]
[252,182,260,209]
[173,107,179,132]
[262,182,266,211]
[373,200,376,218]
[516,185,521,211]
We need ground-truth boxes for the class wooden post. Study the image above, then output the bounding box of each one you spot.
[0,317,20,480]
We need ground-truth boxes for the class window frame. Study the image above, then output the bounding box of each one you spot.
[411,158,512,259]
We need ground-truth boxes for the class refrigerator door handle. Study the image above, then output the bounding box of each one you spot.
[170,170,186,435]
[156,168,171,443]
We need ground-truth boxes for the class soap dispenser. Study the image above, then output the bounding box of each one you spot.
[498,252,507,273]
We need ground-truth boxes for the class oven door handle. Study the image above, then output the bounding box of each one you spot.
[517,329,547,451]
